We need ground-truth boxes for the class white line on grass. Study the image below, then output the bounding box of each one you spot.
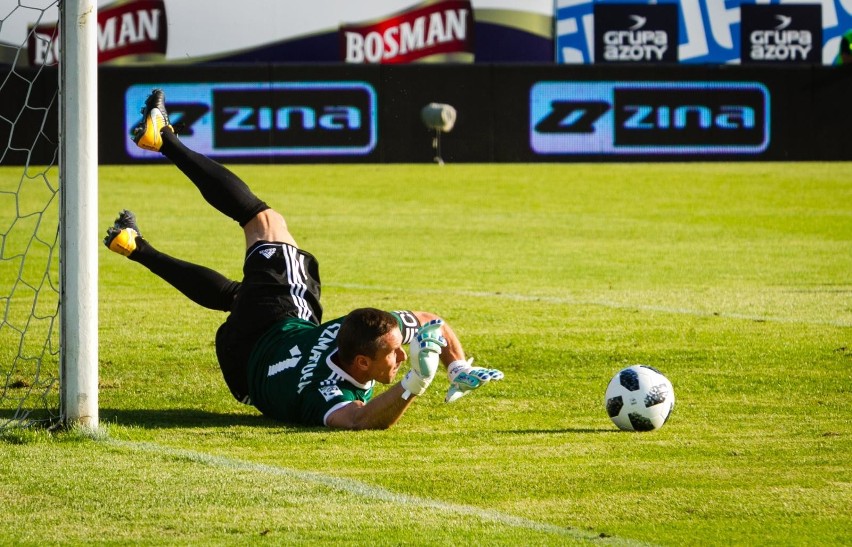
[109,439,650,546]
[329,283,852,328]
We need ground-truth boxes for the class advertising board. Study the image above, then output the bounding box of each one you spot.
[125,82,378,159]
[556,0,852,65]
[3,63,849,165]
[8,0,553,67]
[91,64,851,164]
[593,4,680,63]
[740,4,822,64]
[530,82,770,155]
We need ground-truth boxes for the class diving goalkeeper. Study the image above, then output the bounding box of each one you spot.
[104,89,503,430]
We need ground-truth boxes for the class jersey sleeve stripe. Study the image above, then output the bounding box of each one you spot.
[392,310,420,344]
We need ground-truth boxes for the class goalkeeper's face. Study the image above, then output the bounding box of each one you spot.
[365,328,407,384]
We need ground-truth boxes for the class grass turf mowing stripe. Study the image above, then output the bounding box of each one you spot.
[329,283,852,328]
[108,439,651,546]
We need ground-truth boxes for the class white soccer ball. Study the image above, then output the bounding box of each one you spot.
[604,365,675,431]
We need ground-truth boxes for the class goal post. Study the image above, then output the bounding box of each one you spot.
[59,0,99,429]
[1,0,99,433]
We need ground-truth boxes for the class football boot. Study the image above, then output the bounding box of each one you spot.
[103,209,142,257]
[130,89,172,152]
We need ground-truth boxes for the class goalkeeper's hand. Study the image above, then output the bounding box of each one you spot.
[400,319,447,400]
[445,358,504,403]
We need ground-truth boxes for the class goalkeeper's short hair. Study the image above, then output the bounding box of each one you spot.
[337,308,399,364]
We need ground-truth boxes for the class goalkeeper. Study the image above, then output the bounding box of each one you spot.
[104,89,503,430]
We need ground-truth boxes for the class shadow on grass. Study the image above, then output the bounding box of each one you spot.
[498,428,621,434]
[100,408,324,431]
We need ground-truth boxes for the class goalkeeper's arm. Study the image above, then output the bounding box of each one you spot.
[412,312,465,364]
[412,311,504,403]
[326,319,446,430]
[325,313,504,429]
[324,383,419,430]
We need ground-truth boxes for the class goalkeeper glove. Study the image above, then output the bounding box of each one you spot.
[445,358,504,403]
[400,319,447,400]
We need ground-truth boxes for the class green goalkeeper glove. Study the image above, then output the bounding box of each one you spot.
[445,358,504,403]
[400,319,447,400]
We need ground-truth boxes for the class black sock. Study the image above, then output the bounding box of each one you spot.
[159,130,269,227]
[129,237,240,312]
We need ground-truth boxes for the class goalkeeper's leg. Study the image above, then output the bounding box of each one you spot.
[132,89,270,228]
[133,90,298,249]
[130,240,240,312]
[104,210,240,312]
[159,130,270,228]
[159,129,298,248]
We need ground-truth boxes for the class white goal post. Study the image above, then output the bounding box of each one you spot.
[59,0,99,429]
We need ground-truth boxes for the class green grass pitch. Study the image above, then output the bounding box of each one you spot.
[1,162,850,545]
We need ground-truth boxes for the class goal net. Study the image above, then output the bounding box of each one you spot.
[0,0,98,431]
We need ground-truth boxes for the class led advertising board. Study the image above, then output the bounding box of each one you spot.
[530,81,770,155]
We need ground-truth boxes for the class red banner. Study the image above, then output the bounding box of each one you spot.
[340,0,474,64]
[28,0,167,67]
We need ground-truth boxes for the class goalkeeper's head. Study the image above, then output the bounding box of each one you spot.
[337,308,407,384]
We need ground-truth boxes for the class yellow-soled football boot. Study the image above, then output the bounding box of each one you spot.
[103,210,141,257]
[130,89,173,152]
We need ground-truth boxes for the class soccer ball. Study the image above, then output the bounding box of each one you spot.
[604,365,675,431]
